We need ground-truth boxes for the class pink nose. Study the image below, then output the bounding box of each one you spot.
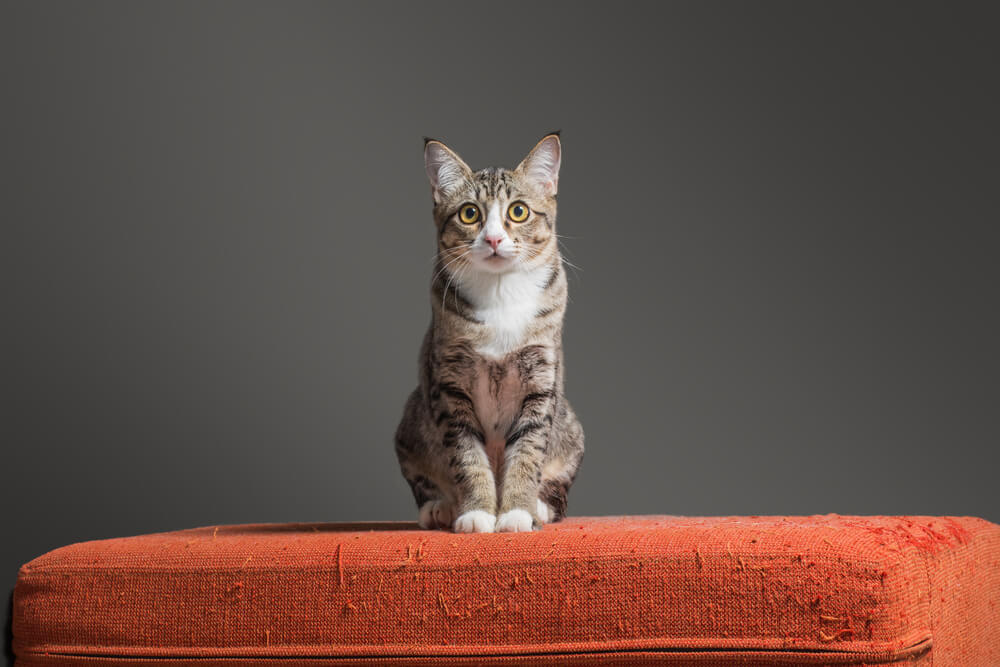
[486,235,502,251]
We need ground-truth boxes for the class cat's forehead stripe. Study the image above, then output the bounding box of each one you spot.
[473,167,512,200]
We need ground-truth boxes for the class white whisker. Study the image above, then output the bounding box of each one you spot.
[444,253,476,310]
[558,241,583,276]
[432,246,474,286]
[441,248,475,309]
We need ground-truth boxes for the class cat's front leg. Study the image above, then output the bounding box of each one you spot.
[450,438,498,533]
[436,386,498,533]
[497,422,551,532]
[497,347,557,532]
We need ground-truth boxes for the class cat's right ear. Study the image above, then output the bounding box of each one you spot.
[424,138,472,204]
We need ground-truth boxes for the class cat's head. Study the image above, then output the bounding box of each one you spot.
[424,133,561,275]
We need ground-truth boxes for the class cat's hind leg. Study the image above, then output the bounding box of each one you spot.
[418,497,457,530]
[538,478,569,523]
[400,465,456,530]
[401,467,457,530]
[537,400,585,524]
[395,390,458,530]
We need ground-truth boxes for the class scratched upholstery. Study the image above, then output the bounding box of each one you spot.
[12,515,1000,665]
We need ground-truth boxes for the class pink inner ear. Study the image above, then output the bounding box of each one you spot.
[536,167,558,196]
[524,138,560,196]
[425,142,472,202]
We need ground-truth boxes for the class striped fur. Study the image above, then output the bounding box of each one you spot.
[395,134,584,533]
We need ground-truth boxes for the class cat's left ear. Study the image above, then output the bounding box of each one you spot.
[516,132,561,196]
[424,138,473,204]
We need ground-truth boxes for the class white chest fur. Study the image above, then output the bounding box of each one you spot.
[457,265,549,359]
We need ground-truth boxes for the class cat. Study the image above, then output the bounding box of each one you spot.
[394,132,584,533]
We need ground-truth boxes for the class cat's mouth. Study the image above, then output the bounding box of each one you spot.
[475,249,516,272]
[480,246,512,261]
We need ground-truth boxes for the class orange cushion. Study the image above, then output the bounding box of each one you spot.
[13,515,1000,665]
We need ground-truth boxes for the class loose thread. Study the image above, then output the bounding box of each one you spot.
[337,544,344,588]
[438,592,453,620]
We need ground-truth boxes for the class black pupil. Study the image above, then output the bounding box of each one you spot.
[464,207,475,219]
[514,206,523,217]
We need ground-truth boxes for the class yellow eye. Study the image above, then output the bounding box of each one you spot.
[458,204,481,224]
[507,201,530,222]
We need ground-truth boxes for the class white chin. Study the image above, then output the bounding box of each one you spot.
[475,255,515,273]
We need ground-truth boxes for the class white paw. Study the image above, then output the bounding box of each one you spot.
[496,509,535,533]
[535,498,551,524]
[453,510,496,533]
[418,499,456,529]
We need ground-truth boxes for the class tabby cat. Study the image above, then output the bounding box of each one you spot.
[394,133,584,533]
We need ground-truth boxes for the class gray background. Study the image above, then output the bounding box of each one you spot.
[3,1,998,650]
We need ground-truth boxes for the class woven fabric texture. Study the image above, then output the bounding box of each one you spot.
[13,515,1000,666]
